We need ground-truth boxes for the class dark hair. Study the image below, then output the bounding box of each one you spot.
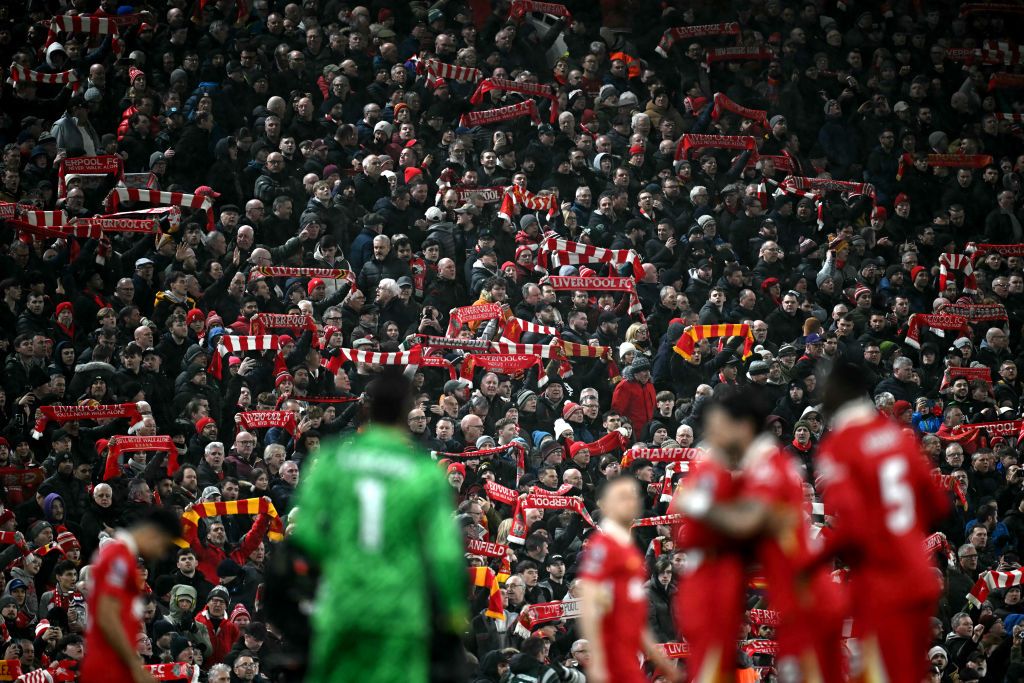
[707,384,772,430]
[131,506,182,538]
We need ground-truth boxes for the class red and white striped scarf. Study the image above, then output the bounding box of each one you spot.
[338,345,423,365]
[939,253,978,294]
[418,355,458,380]
[655,22,739,57]
[9,64,80,92]
[538,236,644,279]
[508,0,572,21]
[497,185,559,222]
[541,275,644,319]
[105,187,212,216]
[459,100,540,128]
[968,568,1024,606]
[488,341,561,359]
[239,410,297,435]
[47,14,123,55]
[905,313,970,349]
[415,335,492,352]
[500,317,560,343]
[209,334,280,380]
[710,92,768,128]
[72,216,158,233]
[965,242,1024,259]
[423,58,482,84]
[17,208,67,226]
[33,403,142,439]
[470,78,557,122]
[780,176,876,201]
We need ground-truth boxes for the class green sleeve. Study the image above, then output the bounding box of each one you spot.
[419,463,469,630]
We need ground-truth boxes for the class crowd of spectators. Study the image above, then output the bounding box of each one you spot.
[0,0,1023,680]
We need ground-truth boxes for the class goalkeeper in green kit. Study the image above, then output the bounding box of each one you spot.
[291,375,469,683]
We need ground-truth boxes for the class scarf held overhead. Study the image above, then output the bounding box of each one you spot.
[33,403,142,439]
[102,435,180,481]
[175,498,284,548]
[673,324,755,360]
[470,78,558,123]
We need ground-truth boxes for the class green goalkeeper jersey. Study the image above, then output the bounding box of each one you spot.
[291,426,468,648]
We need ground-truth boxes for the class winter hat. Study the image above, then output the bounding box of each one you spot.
[55,301,73,317]
[618,342,637,358]
[910,266,927,282]
[57,531,79,551]
[207,585,230,604]
[217,558,243,579]
[275,372,293,387]
[552,419,573,439]
[200,486,221,501]
[447,462,466,478]
[128,67,144,84]
[630,356,651,373]
[168,634,192,660]
[928,646,947,661]
[515,390,537,409]
[230,603,251,623]
[307,277,325,294]
[748,360,769,376]
[28,520,51,540]
[569,441,589,458]
[476,435,496,449]
[195,416,215,434]
[35,620,51,639]
[562,402,582,420]
[854,284,872,301]
[893,400,912,418]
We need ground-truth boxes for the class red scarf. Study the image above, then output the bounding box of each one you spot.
[102,436,179,481]
[790,437,812,453]
[33,403,141,439]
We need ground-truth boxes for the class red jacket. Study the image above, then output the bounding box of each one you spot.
[195,609,240,664]
[611,378,657,436]
[183,513,271,581]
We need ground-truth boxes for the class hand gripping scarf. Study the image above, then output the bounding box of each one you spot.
[469,566,504,620]
[673,324,755,360]
[71,216,159,234]
[104,187,214,230]
[631,514,685,529]
[500,317,560,343]
[470,78,558,123]
[9,64,80,93]
[101,436,180,481]
[249,313,317,335]
[933,470,969,511]
[904,313,971,349]
[208,334,280,380]
[46,15,124,56]
[32,403,142,439]
[942,303,1008,323]
[461,353,542,383]
[459,100,540,128]
[421,58,482,84]
[433,443,526,484]
[938,253,978,294]
[655,22,739,57]
[336,345,423,366]
[508,492,595,545]
[749,609,780,627]
[175,498,284,549]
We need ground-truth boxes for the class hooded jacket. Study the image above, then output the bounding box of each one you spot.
[163,584,213,656]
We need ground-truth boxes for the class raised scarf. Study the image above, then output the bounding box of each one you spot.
[102,436,179,481]
[938,252,978,294]
[470,78,558,122]
[459,100,540,128]
[655,23,739,57]
[46,15,123,55]
[512,598,581,638]
[497,185,559,222]
[942,303,1007,322]
[33,403,142,439]
[9,64,80,92]
[969,568,1024,607]
[56,155,123,197]
[904,313,970,349]
[988,73,1024,91]
[446,303,503,336]
[538,236,644,279]
[675,133,756,161]
[422,58,482,84]
[940,366,993,394]
[175,498,284,549]
[508,1,572,21]
[631,514,684,528]
[621,448,704,467]
[673,324,754,360]
[710,92,768,128]
[239,410,297,436]
[542,275,644,320]
[250,265,356,284]
[896,153,992,181]
[469,566,504,620]
[144,663,200,682]
[703,46,774,69]
[965,242,1024,259]
[208,334,280,380]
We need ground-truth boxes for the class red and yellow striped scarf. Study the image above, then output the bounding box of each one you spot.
[175,498,284,548]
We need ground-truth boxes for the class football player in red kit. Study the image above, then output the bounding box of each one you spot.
[81,509,182,683]
[814,364,950,683]
[672,425,749,682]
[681,387,845,683]
[578,476,681,683]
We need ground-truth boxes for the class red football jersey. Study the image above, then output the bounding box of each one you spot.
[80,534,145,683]
[816,401,949,611]
[672,458,748,681]
[578,523,648,683]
